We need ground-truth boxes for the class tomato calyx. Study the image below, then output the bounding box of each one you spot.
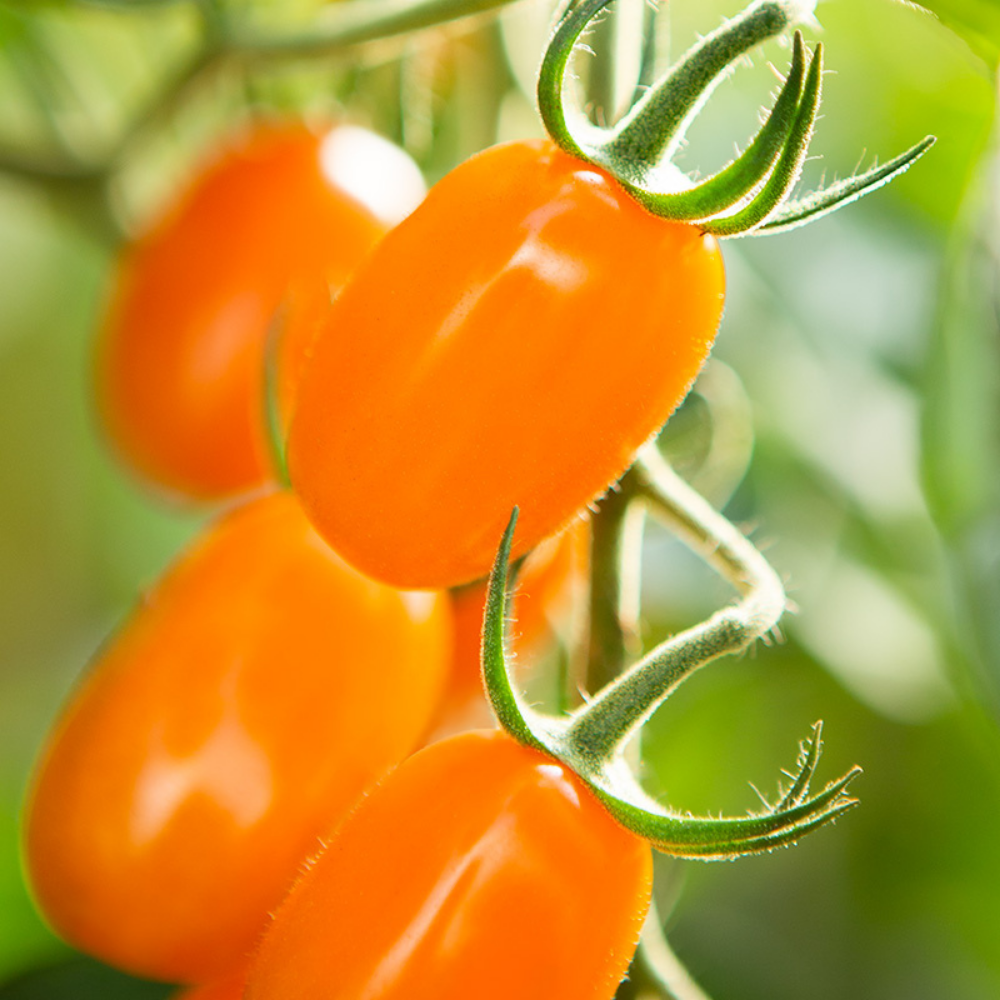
[538,0,935,236]
[483,450,861,860]
[263,304,292,489]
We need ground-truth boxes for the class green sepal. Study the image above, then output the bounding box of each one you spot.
[482,507,553,753]
[700,40,823,236]
[751,134,938,235]
[586,743,860,859]
[535,0,932,238]
[537,0,614,164]
[623,32,808,223]
[603,0,807,175]
[483,510,862,860]
[263,305,291,490]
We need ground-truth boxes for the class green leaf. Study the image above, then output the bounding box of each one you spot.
[906,0,1000,68]
[922,144,1000,712]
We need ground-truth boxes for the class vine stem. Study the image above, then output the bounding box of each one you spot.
[586,484,644,694]
[227,0,519,61]
[0,0,520,185]
[563,444,786,765]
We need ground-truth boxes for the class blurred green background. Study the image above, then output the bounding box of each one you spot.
[1,0,999,997]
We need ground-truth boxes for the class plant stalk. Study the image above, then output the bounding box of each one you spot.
[564,446,786,764]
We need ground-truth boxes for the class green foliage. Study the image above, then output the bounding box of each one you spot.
[910,0,1000,67]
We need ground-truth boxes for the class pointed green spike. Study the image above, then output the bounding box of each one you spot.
[590,764,862,859]
[658,797,860,859]
[263,305,291,488]
[624,31,807,222]
[754,134,937,234]
[482,509,568,755]
[482,507,545,749]
[702,40,823,236]
[776,721,824,810]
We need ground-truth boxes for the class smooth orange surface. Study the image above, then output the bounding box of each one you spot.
[24,492,451,984]
[97,123,424,501]
[288,138,725,588]
[245,730,653,1000]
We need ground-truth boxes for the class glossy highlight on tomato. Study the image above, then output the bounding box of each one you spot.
[23,491,451,984]
[245,729,653,1000]
[97,122,425,501]
[288,138,724,589]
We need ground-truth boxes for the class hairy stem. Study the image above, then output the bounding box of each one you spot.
[565,446,786,764]
[586,483,643,694]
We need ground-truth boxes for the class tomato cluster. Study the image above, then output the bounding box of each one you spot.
[26,110,709,992]
[20,77,733,991]
[24,0,900,987]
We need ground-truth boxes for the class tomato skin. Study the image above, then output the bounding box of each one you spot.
[97,123,425,501]
[23,491,451,984]
[288,138,724,588]
[245,729,653,1000]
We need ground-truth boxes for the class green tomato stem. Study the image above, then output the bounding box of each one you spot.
[616,899,715,1000]
[482,476,859,858]
[586,484,645,695]
[562,446,786,766]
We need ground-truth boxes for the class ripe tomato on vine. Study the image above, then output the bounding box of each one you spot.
[244,729,653,1000]
[97,122,425,502]
[23,491,451,984]
[287,138,725,589]
[285,1,929,593]
[10,0,939,996]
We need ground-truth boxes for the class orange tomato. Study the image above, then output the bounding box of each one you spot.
[97,123,425,501]
[287,137,724,589]
[245,729,653,1000]
[23,491,451,984]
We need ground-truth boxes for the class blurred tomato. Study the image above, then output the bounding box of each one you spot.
[24,491,451,983]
